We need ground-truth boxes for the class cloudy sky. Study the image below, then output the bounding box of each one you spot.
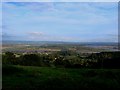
[2,2,118,42]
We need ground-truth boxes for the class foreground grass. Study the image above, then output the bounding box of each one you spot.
[3,65,120,90]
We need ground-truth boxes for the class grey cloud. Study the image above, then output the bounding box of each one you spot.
[27,32,44,36]
[2,33,15,40]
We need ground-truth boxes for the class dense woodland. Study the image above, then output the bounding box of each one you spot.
[2,50,120,69]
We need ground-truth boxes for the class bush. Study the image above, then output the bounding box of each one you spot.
[2,52,16,64]
[19,54,42,66]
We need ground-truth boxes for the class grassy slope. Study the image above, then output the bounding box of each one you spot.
[3,65,120,90]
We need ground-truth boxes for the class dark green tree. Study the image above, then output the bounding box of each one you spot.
[2,52,16,64]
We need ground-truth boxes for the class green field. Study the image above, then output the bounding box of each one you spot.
[3,65,120,89]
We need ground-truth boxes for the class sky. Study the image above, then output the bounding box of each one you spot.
[2,2,118,42]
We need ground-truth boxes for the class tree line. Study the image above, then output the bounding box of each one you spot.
[2,51,120,68]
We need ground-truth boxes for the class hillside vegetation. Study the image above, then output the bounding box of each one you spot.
[3,65,120,89]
